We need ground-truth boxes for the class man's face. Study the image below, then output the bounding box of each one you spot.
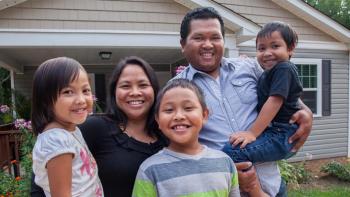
[181,19,224,78]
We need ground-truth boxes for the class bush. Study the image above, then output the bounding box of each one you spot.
[321,161,350,182]
[278,160,311,186]
[0,121,35,196]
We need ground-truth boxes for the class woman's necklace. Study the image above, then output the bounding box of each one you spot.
[119,124,156,144]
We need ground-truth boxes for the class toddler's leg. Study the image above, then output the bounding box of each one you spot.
[222,123,298,163]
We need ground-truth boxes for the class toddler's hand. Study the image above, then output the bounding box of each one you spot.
[229,131,256,148]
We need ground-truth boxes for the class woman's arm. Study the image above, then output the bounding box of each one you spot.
[47,154,73,197]
[289,99,313,152]
[30,172,46,197]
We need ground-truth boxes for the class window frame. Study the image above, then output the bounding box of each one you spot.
[291,58,322,117]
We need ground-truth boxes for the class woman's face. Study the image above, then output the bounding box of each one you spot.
[115,64,155,121]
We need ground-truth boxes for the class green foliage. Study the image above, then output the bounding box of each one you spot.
[0,127,35,196]
[289,186,350,197]
[13,90,31,120]
[321,161,350,182]
[303,0,350,29]
[278,160,312,185]
[0,68,11,106]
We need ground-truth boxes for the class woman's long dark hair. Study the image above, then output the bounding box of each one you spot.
[31,57,85,135]
[106,56,160,137]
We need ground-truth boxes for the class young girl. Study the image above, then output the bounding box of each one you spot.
[132,79,240,197]
[31,57,103,197]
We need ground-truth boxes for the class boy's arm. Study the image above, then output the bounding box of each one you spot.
[289,98,313,152]
[230,95,283,148]
[132,168,157,197]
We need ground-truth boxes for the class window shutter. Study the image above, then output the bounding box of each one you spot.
[322,60,331,116]
[94,74,106,110]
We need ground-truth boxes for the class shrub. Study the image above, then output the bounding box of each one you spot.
[278,160,312,186]
[0,120,35,197]
[321,161,350,182]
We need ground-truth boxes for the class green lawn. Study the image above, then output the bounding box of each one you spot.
[289,186,350,197]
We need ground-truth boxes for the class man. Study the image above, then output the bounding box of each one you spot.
[175,7,313,197]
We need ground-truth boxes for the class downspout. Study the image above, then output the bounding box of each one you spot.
[10,69,16,118]
[348,47,350,158]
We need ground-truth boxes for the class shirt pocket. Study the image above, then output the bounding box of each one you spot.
[230,78,257,104]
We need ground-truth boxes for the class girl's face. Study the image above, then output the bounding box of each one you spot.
[156,87,208,153]
[53,70,93,131]
[115,64,155,122]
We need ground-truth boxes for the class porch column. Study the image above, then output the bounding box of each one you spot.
[225,34,239,58]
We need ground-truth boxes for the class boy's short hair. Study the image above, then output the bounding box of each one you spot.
[180,7,225,41]
[155,79,207,116]
[256,21,298,50]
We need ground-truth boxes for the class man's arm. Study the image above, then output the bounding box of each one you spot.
[289,98,313,152]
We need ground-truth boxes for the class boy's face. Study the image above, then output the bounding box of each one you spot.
[256,31,293,70]
[180,18,224,78]
[156,87,208,153]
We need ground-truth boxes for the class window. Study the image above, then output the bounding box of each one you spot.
[291,58,322,116]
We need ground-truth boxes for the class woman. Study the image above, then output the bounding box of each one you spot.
[31,56,167,197]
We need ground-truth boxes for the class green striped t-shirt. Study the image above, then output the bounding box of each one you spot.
[132,146,240,197]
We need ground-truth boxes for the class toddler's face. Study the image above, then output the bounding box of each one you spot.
[53,70,93,131]
[156,87,208,150]
[256,31,293,70]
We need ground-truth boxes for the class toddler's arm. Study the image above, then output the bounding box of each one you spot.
[47,154,73,197]
[230,95,283,148]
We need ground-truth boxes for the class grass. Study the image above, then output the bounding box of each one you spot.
[289,186,350,197]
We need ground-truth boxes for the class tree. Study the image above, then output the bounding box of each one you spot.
[303,0,350,29]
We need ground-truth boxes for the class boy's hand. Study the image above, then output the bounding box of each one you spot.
[229,131,256,148]
[235,162,258,192]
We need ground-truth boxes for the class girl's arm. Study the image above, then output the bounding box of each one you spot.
[230,95,283,148]
[47,153,73,197]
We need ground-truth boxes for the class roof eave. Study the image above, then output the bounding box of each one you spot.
[0,0,28,11]
[271,0,350,44]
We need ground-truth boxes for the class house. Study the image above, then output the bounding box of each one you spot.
[0,0,349,161]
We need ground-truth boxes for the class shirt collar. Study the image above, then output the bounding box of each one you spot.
[186,57,232,80]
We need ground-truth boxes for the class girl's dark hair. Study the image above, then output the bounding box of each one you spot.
[155,79,207,116]
[256,21,298,52]
[106,56,160,137]
[180,7,225,41]
[31,57,86,135]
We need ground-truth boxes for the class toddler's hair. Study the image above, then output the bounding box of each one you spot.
[256,21,298,51]
[155,79,207,116]
[31,57,86,135]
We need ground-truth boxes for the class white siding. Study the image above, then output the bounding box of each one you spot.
[0,0,188,31]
